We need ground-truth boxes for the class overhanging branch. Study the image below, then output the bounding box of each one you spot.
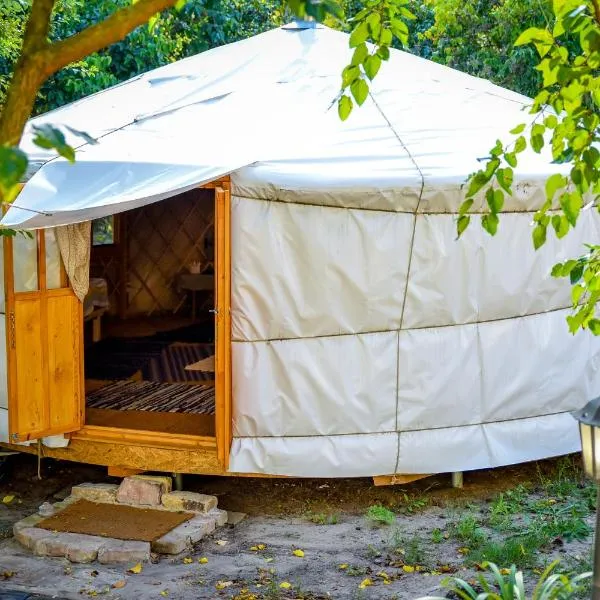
[44,0,179,75]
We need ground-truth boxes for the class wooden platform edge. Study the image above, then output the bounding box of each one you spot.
[372,474,431,486]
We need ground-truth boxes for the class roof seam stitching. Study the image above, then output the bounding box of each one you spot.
[368,90,425,477]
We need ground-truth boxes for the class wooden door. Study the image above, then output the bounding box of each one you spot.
[4,230,84,443]
[214,183,232,469]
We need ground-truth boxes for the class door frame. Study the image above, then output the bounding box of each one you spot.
[75,176,233,470]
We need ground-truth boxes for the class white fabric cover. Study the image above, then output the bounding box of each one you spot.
[3,23,599,475]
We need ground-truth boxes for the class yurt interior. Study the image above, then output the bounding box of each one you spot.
[82,186,219,437]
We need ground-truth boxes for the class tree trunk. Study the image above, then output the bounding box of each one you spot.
[0,0,55,146]
[0,0,180,148]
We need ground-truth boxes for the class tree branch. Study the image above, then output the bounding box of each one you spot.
[44,0,179,75]
[592,0,600,25]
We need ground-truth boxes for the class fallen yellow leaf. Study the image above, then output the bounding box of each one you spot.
[250,543,266,551]
[359,578,373,589]
[216,581,233,590]
[402,565,415,573]
[458,547,470,555]
[111,580,126,589]
[292,549,304,558]
[198,557,208,564]
[2,495,14,504]
[1,572,15,580]
[183,558,193,564]
[127,563,143,574]
[264,558,274,563]
[376,571,390,579]
[216,540,229,546]
[279,582,292,589]
[338,563,349,570]
[160,591,169,597]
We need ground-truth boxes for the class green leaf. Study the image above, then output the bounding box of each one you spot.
[482,213,499,236]
[544,114,558,128]
[484,158,500,179]
[504,152,518,168]
[589,319,600,335]
[485,188,504,213]
[496,168,513,195]
[545,173,566,201]
[376,46,390,61]
[459,198,474,216]
[570,262,584,284]
[551,262,564,277]
[64,126,98,146]
[32,124,75,163]
[342,65,360,88]
[533,223,547,249]
[351,43,368,67]
[465,172,490,198]
[379,28,392,46]
[366,12,381,39]
[560,191,582,226]
[0,146,28,201]
[349,21,369,48]
[514,136,527,153]
[515,27,554,56]
[390,18,409,45]
[457,215,471,238]
[175,0,187,9]
[551,214,570,238]
[338,95,353,121]
[350,77,369,106]
[572,283,585,305]
[510,123,526,135]
[363,54,382,80]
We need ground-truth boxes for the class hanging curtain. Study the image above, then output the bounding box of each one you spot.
[54,222,91,302]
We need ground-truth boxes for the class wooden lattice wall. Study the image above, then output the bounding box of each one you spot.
[90,188,215,318]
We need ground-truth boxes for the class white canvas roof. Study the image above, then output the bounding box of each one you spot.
[4,22,558,229]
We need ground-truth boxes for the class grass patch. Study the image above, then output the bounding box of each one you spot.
[305,511,339,525]
[388,528,431,567]
[452,514,486,548]
[365,504,395,525]
[431,527,444,543]
[397,493,429,514]
[468,529,551,568]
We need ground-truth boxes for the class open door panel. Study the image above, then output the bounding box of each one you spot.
[4,230,84,443]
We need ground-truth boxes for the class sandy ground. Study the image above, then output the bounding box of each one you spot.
[0,454,593,600]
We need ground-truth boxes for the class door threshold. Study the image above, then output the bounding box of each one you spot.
[72,424,217,450]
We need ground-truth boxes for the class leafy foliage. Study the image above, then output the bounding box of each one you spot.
[458,0,600,335]
[421,561,591,600]
[337,0,416,120]
[422,0,553,98]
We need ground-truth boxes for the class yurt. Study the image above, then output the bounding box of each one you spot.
[0,21,599,482]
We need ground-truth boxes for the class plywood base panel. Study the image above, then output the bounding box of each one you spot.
[0,438,223,475]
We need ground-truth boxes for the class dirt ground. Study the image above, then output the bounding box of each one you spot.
[0,454,594,599]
